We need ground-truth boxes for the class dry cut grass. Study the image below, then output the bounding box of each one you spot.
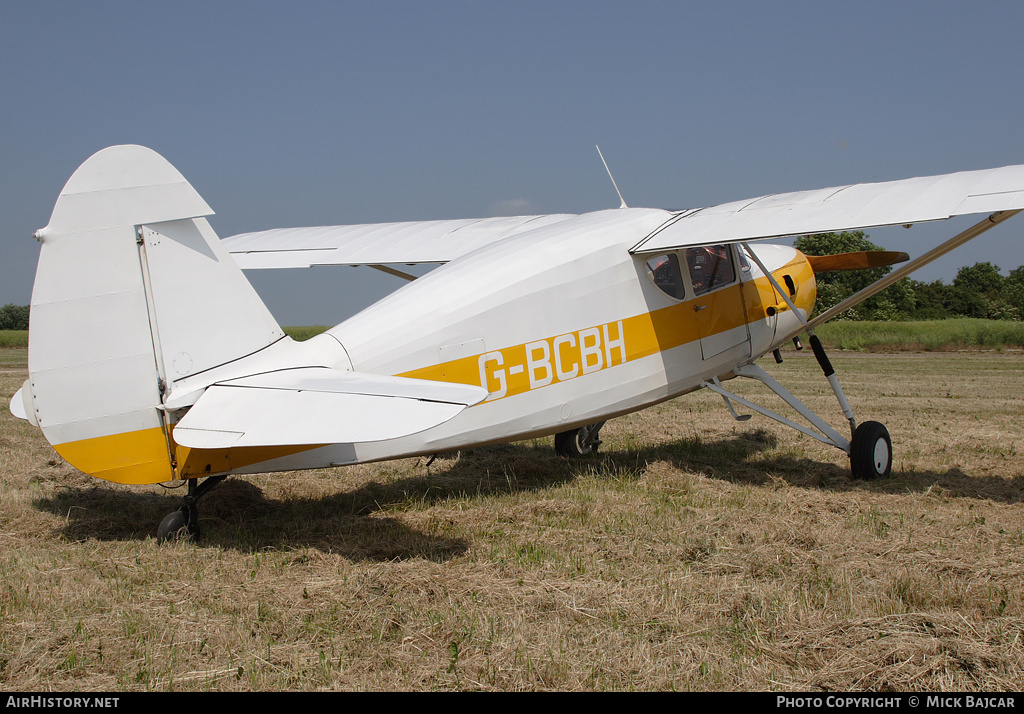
[1,349,1023,691]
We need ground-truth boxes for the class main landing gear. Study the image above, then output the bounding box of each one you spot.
[850,420,892,479]
[156,475,228,544]
[703,334,892,480]
[555,421,605,457]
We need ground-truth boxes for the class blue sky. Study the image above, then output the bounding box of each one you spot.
[3,1,1024,325]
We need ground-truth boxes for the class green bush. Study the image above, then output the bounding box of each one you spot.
[0,304,29,330]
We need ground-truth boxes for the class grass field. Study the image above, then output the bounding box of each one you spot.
[1,348,1023,691]
[0,330,27,349]
[812,319,1024,352]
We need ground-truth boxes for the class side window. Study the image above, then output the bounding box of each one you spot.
[644,254,685,299]
[737,245,752,275]
[686,244,736,296]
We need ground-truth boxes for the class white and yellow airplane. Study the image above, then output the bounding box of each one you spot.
[9,145,1024,541]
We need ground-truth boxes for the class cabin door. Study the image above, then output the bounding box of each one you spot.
[686,245,751,361]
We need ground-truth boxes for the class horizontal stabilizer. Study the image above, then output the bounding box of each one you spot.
[806,251,910,273]
[172,367,487,449]
[9,389,26,420]
[10,385,35,425]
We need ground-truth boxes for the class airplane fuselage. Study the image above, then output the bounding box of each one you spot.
[217,208,816,474]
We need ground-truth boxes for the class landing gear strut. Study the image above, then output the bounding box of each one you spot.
[555,421,605,457]
[702,335,893,481]
[156,475,227,544]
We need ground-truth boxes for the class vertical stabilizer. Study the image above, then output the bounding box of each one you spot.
[25,145,284,484]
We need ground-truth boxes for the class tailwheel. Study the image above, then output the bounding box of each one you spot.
[156,475,227,544]
[554,422,604,457]
[850,421,892,480]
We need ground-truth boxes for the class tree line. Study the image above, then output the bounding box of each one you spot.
[794,232,1024,321]
[0,304,29,330]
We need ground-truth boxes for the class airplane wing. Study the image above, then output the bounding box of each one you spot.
[171,367,488,449]
[222,214,576,269]
[630,164,1024,254]
[223,166,1024,267]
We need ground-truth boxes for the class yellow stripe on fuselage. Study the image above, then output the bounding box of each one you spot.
[53,427,175,485]
[172,440,329,480]
[399,261,813,399]
[52,426,327,485]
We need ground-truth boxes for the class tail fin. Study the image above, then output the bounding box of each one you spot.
[26,145,284,484]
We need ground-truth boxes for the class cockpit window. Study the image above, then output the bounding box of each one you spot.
[686,244,736,296]
[644,254,685,299]
[737,245,752,273]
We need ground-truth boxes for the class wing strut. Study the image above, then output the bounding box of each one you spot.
[777,209,1022,346]
[370,264,418,281]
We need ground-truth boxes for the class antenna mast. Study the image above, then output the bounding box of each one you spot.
[595,145,628,209]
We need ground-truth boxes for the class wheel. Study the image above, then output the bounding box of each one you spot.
[554,427,596,457]
[849,421,892,479]
[157,508,195,544]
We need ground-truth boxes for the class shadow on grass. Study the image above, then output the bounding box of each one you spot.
[33,428,1024,554]
[33,481,473,561]
[607,427,1024,505]
[31,442,575,557]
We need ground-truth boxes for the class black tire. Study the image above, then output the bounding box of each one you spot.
[554,428,595,457]
[849,421,892,480]
[157,509,194,544]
